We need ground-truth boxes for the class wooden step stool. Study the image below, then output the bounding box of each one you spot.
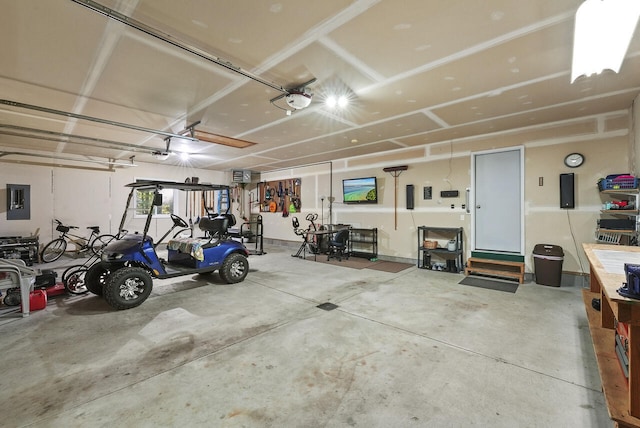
[465,257,525,283]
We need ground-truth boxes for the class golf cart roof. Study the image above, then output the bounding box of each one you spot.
[125,180,229,192]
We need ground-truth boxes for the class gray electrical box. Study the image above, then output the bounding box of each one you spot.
[232,170,252,183]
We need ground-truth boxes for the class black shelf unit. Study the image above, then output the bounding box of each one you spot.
[417,226,463,272]
[349,228,378,260]
[597,188,638,246]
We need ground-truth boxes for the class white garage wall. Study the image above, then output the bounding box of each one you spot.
[0,161,226,244]
[0,109,635,274]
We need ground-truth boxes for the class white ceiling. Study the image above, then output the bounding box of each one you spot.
[1,0,639,172]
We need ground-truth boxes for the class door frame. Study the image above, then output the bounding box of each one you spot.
[470,146,525,255]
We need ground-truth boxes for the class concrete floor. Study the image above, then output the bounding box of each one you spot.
[0,246,609,427]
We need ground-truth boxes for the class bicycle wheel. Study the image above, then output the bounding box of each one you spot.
[91,234,116,256]
[41,238,67,262]
[64,266,89,295]
[62,263,86,283]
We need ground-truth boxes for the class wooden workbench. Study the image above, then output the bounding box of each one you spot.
[583,243,640,427]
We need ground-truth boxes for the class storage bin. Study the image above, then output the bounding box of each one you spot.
[601,175,638,190]
[423,240,437,249]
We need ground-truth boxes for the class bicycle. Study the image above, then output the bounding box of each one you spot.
[40,219,116,263]
[60,228,129,294]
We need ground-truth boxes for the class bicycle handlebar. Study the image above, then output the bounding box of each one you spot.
[54,219,78,229]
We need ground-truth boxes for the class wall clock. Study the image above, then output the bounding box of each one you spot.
[564,153,584,168]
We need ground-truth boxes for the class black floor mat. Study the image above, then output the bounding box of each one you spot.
[458,276,519,293]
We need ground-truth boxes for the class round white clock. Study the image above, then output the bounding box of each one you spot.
[564,153,584,168]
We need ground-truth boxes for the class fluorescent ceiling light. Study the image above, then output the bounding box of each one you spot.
[571,0,640,82]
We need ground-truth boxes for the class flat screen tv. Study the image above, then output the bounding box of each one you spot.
[343,177,378,204]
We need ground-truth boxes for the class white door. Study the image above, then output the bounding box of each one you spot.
[472,148,524,254]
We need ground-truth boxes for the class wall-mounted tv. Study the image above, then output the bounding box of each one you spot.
[343,177,378,204]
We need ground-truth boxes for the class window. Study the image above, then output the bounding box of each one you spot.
[134,179,176,217]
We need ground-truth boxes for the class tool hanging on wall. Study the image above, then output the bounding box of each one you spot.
[236,184,243,219]
[383,165,408,230]
[289,178,297,213]
[192,190,197,226]
[185,187,189,218]
[282,187,289,217]
[200,188,205,218]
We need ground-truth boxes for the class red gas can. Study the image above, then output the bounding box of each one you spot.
[21,290,48,312]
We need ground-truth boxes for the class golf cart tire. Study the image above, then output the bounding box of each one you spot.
[219,252,249,284]
[85,263,111,296]
[104,267,153,310]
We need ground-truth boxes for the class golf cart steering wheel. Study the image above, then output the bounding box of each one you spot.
[170,214,189,229]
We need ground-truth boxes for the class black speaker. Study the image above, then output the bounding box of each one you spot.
[560,173,575,209]
[406,184,415,210]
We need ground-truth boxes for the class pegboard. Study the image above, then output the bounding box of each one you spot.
[258,179,301,214]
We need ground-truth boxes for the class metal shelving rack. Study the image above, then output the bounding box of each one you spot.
[417,226,464,272]
[598,188,639,246]
[349,228,378,260]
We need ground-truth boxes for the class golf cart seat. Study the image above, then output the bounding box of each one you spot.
[199,216,229,238]
[212,213,236,227]
[166,216,229,261]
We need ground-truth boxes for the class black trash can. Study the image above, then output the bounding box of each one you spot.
[533,244,564,287]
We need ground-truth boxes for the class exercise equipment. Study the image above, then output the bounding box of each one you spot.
[291,213,320,258]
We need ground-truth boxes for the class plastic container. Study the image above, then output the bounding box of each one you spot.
[600,174,638,190]
[21,289,47,312]
[533,244,564,287]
